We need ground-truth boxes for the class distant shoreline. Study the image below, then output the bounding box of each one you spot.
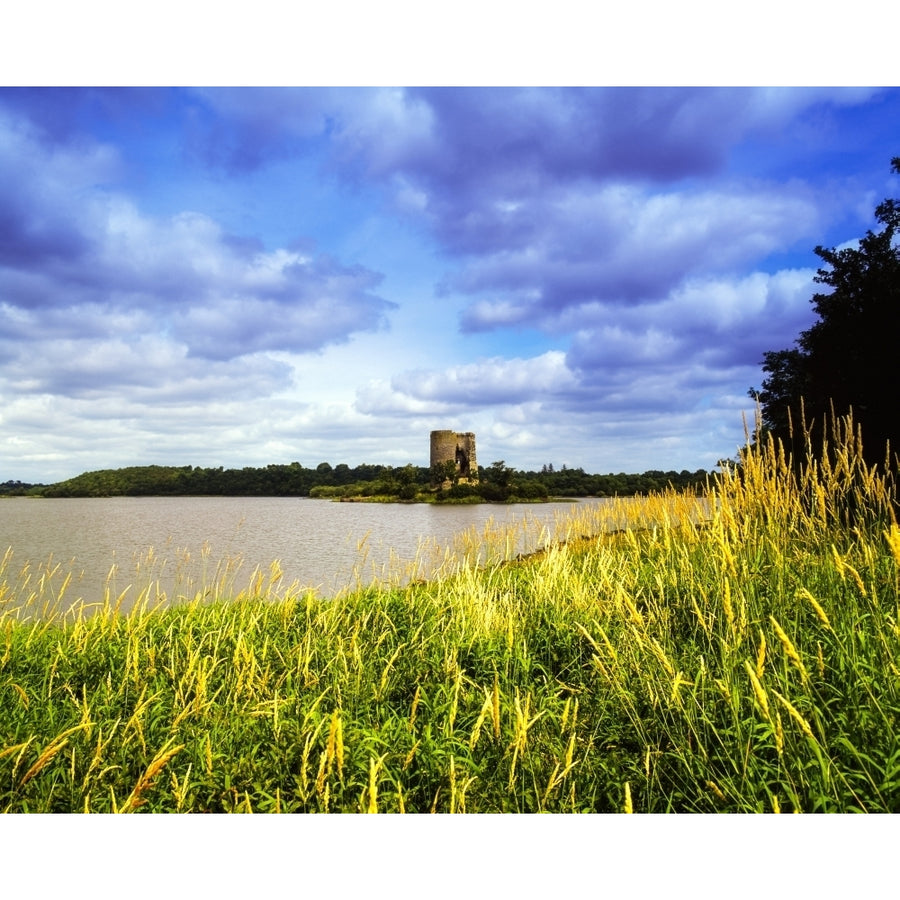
[3,461,714,501]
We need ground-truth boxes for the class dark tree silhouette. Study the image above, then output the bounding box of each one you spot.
[753,156,900,468]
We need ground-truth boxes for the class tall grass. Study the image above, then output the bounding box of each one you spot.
[1,411,898,812]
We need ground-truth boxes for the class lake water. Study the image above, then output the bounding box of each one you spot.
[0,496,616,617]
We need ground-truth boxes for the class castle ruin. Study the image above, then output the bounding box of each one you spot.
[430,430,478,484]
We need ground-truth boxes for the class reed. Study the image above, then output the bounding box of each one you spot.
[1,410,898,812]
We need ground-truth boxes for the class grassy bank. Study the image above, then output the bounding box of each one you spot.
[1,415,898,812]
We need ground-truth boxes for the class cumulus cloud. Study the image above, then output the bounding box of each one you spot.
[395,352,576,404]
[310,87,868,239]
[183,87,877,204]
[245,87,853,383]
[0,107,395,383]
[450,182,822,334]
[358,264,818,458]
[89,89,865,353]
[330,88,840,190]
[0,329,292,400]
[566,269,819,376]
[355,352,577,416]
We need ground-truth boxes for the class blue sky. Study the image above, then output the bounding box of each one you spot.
[1,79,898,482]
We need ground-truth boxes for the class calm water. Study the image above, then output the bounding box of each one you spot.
[0,496,608,615]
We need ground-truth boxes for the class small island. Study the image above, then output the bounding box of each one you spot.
[311,459,552,503]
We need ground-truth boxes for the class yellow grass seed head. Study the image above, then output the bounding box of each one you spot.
[141,743,185,784]
[403,740,420,770]
[769,616,809,683]
[121,743,184,812]
[649,637,675,679]
[831,544,846,578]
[885,526,900,567]
[743,660,771,722]
[367,756,380,814]
[671,671,692,703]
[772,690,817,742]
[755,629,767,679]
[19,739,68,788]
[623,781,633,814]
[326,712,338,769]
[845,562,868,598]
[0,739,34,766]
[798,588,832,632]
[721,579,735,631]
[541,763,562,808]
[315,753,327,798]
[409,685,421,730]
[719,535,738,579]
[9,681,28,709]
[469,690,493,751]
[18,723,89,788]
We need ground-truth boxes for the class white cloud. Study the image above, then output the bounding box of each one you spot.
[456,181,823,333]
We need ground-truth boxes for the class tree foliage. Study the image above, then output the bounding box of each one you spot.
[753,156,900,468]
[34,461,712,500]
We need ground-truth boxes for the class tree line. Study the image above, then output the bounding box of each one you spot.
[0,479,44,496]
[16,460,712,500]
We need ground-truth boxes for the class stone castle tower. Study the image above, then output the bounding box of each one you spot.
[430,430,478,483]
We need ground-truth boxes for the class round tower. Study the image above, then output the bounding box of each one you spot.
[430,430,478,483]
[430,430,458,470]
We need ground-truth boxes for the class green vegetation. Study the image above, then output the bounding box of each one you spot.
[38,462,323,497]
[0,480,45,497]
[753,156,900,471]
[30,459,711,501]
[1,411,899,812]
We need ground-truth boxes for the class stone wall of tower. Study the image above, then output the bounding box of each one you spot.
[430,430,478,483]
[430,430,457,470]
